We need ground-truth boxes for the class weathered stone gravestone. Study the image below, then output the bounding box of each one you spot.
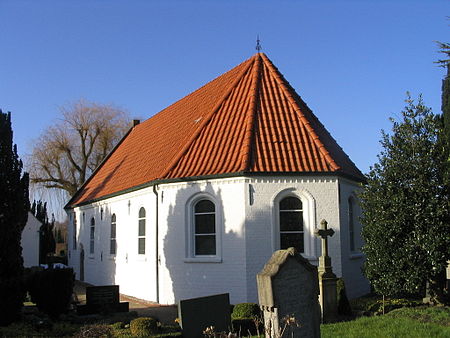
[77,285,129,315]
[178,293,231,338]
[257,247,321,338]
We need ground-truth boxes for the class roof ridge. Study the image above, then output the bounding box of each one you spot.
[160,55,256,179]
[259,53,340,171]
[240,53,262,171]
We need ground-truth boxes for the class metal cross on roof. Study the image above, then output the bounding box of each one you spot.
[256,35,262,52]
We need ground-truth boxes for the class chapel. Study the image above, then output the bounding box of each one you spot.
[65,52,370,304]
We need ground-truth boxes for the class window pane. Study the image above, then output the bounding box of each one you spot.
[195,200,215,213]
[195,235,216,255]
[195,214,215,234]
[280,233,304,253]
[139,207,146,218]
[280,211,302,231]
[280,197,302,210]
[90,240,94,254]
[91,217,95,226]
[138,238,145,254]
[110,239,116,255]
[139,220,146,236]
[90,227,95,239]
[111,214,116,223]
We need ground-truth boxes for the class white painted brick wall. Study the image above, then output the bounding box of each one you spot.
[67,175,369,305]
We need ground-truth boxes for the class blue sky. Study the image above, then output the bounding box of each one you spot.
[1,0,449,178]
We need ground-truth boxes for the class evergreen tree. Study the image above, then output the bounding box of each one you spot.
[360,95,450,303]
[442,64,450,184]
[0,110,30,325]
[31,200,55,264]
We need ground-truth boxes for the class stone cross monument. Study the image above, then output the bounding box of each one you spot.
[314,219,338,323]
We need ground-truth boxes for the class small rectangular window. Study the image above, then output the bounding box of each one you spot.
[73,214,77,250]
[90,217,95,255]
[110,214,116,255]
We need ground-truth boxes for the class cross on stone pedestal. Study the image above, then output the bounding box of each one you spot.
[314,219,338,323]
[314,220,335,276]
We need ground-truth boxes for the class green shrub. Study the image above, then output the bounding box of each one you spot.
[337,278,352,316]
[232,318,262,335]
[130,317,158,336]
[231,303,260,319]
[111,321,125,329]
[26,267,74,319]
[73,324,113,338]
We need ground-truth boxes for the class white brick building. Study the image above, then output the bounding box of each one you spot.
[66,53,370,304]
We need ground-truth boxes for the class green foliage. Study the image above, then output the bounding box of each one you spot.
[231,318,261,336]
[73,324,113,337]
[231,302,261,319]
[359,95,450,300]
[337,278,352,316]
[130,317,158,336]
[321,310,450,338]
[386,306,450,326]
[0,110,30,326]
[31,200,56,264]
[26,268,75,319]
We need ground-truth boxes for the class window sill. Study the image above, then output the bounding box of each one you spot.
[88,255,95,260]
[184,257,222,263]
[108,255,116,261]
[350,252,364,260]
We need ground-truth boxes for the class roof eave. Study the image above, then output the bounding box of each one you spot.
[65,170,366,209]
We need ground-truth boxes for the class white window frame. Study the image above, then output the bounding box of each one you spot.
[185,193,222,263]
[272,188,316,260]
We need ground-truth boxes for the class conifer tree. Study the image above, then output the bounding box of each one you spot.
[31,200,56,264]
[360,95,450,303]
[0,110,30,325]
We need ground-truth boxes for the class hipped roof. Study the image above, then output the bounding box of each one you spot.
[68,53,364,208]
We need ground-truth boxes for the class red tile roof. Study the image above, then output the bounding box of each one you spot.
[68,53,364,207]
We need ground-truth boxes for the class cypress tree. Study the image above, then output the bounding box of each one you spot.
[0,110,30,325]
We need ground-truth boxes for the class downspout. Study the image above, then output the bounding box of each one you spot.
[153,184,160,303]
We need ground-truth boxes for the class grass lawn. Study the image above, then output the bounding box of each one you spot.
[321,306,450,338]
[1,303,448,337]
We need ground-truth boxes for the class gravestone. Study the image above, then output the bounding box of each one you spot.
[257,247,321,338]
[178,293,231,338]
[77,285,129,315]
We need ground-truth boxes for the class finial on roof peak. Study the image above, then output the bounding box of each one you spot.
[256,35,262,52]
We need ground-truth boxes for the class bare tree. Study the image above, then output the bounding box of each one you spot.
[29,99,130,197]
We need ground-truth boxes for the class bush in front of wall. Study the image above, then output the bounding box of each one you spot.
[231,302,261,320]
[26,267,74,319]
[231,303,262,335]
[337,278,352,316]
[130,317,158,336]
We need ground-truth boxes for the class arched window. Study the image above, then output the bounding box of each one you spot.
[138,207,146,255]
[194,200,216,256]
[110,214,117,255]
[89,217,95,254]
[279,196,304,253]
[348,197,355,252]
